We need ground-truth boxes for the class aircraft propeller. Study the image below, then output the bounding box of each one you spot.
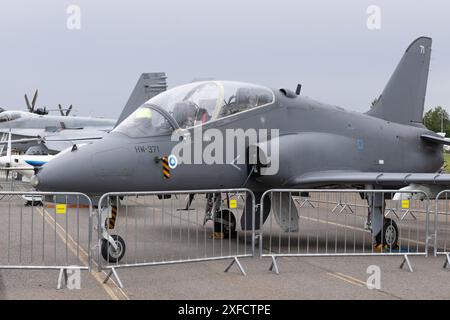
[24,90,48,115]
[58,104,73,116]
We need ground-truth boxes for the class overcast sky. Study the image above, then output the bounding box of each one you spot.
[0,0,448,119]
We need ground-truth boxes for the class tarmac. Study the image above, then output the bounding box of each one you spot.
[0,179,449,300]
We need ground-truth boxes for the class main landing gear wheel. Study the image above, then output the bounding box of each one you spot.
[214,209,236,239]
[375,218,399,248]
[101,235,126,263]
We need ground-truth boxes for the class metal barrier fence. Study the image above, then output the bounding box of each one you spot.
[434,190,450,269]
[0,171,35,192]
[0,192,93,289]
[0,187,447,290]
[96,189,255,287]
[258,189,430,273]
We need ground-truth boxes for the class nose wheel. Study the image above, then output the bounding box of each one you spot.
[101,234,126,263]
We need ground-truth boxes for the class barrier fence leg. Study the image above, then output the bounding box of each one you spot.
[269,256,280,275]
[400,210,417,221]
[57,268,68,290]
[384,208,400,219]
[443,253,450,269]
[296,198,315,208]
[103,267,124,289]
[224,257,246,276]
[400,254,413,272]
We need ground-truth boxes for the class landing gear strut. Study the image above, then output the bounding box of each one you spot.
[214,209,237,239]
[204,193,238,238]
[366,189,399,249]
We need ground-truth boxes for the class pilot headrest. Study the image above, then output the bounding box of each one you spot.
[236,88,271,107]
[173,101,197,123]
[235,87,253,106]
[257,94,272,105]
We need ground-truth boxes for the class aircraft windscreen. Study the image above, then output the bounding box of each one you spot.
[113,81,274,137]
[113,107,174,138]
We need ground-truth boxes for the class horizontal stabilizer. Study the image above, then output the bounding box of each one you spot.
[421,134,450,146]
[0,137,41,145]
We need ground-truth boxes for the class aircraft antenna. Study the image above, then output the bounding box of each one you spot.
[295,84,302,96]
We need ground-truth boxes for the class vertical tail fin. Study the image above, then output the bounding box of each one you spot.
[115,72,167,127]
[367,37,432,126]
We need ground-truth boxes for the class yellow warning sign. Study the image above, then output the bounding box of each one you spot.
[401,199,410,209]
[229,199,237,209]
[56,204,67,214]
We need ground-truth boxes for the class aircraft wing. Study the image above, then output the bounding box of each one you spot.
[42,129,107,152]
[0,128,107,152]
[291,171,450,187]
[0,137,41,145]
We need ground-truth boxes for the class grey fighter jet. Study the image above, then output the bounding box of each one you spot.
[0,73,167,154]
[33,37,449,260]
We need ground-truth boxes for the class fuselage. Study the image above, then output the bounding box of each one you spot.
[33,83,443,196]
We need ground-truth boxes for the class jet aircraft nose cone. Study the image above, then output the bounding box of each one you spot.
[34,157,80,192]
[33,141,100,193]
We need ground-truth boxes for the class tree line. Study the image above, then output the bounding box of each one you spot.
[423,106,450,136]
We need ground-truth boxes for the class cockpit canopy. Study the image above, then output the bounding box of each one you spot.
[114,81,274,138]
[0,111,22,123]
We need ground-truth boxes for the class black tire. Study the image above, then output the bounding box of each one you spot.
[101,235,126,263]
[214,209,236,239]
[375,218,399,248]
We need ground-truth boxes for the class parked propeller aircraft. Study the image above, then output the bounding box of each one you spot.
[0,73,168,154]
[22,90,74,116]
[0,132,79,180]
[33,37,449,262]
[0,133,53,180]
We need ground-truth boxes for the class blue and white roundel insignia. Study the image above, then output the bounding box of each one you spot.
[168,154,178,169]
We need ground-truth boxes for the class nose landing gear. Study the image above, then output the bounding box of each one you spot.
[101,234,126,263]
[99,204,127,263]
